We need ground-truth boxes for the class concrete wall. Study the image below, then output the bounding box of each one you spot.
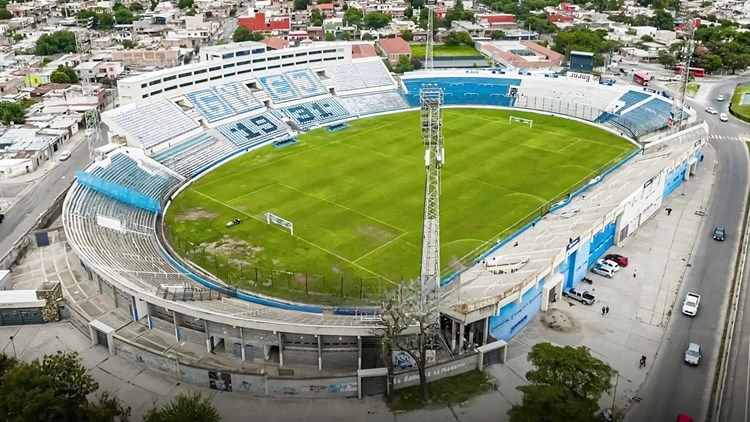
[266,376,358,398]
[393,353,478,389]
[59,302,92,337]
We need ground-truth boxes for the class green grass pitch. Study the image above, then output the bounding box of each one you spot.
[165,108,636,305]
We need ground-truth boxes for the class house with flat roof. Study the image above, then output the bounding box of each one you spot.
[478,40,564,69]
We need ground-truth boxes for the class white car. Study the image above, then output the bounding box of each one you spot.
[59,150,71,161]
[595,258,620,272]
[682,293,700,316]
[717,95,725,101]
[705,107,717,115]
[720,113,729,122]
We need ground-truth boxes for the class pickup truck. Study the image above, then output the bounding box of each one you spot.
[682,293,700,316]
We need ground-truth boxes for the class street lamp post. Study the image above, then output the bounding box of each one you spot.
[8,336,17,359]
[611,371,620,415]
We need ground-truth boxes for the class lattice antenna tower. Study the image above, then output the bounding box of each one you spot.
[677,15,696,130]
[76,24,103,160]
[425,2,435,71]
[419,84,444,299]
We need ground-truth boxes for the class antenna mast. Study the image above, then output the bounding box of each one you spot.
[677,12,695,130]
[418,84,444,298]
[425,4,434,71]
[77,25,103,160]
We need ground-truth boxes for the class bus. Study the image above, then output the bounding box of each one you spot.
[674,65,705,77]
[633,72,650,86]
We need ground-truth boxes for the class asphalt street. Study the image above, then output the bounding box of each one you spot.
[626,79,750,421]
[0,139,89,257]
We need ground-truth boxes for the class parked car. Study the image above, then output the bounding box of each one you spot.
[59,150,71,161]
[705,107,718,115]
[717,95,725,101]
[684,343,701,366]
[563,288,596,305]
[604,254,629,267]
[720,113,729,122]
[591,265,615,278]
[713,227,725,241]
[595,258,620,272]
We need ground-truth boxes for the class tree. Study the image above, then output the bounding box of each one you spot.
[204,11,212,18]
[491,30,505,40]
[402,30,413,41]
[444,0,474,27]
[444,30,473,46]
[0,9,12,19]
[344,7,362,27]
[695,53,722,73]
[122,39,137,49]
[657,50,676,68]
[50,65,78,83]
[115,8,134,24]
[651,9,674,30]
[361,32,374,41]
[337,31,351,41]
[405,6,413,18]
[310,9,323,26]
[232,26,263,42]
[0,352,130,420]
[98,12,115,29]
[129,2,143,12]
[508,343,614,422]
[293,0,308,10]
[375,280,439,402]
[144,392,219,422]
[186,8,196,16]
[394,54,414,73]
[640,34,654,42]
[0,102,26,125]
[324,31,335,41]
[35,30,76,55]
[177,0,193,9]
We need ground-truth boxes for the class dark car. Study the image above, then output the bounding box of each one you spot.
[0,213,4,224]
[605,253,628,267]
[713,227,725,241]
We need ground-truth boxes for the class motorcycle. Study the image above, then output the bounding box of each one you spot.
[582,277,593,284]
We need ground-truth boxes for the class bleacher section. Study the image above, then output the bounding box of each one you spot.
[280,98,349,130]
[185,83,262,122]
[325,61,394,93]
[605,98,676,137]
[402,77,522,107]
[614,91,651,113]
[516,84,622,112]
[152,133,237,177]
[111,100,199,149]
[215,82,262,114]
[216,112,291,148]
[89,152,182,199]
[258,74,300,103]
[285,69,327,98]
[338,92,409,116]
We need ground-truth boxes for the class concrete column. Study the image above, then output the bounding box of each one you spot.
[239,327,246,361]
[468,323,475,349]
[483,318,489,345]
[204,319,211,353]
[450,320,457,353]
[317,335,323,371]
[357,336,362,370]
[278,332,284,367]
[458,322,465,354]
[172,312,180,342]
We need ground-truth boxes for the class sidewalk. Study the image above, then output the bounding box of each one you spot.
[0,146,715,421]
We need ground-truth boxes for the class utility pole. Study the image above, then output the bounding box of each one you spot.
[76,26,103,160]
[675,6,696,131]
[418,84,444,301]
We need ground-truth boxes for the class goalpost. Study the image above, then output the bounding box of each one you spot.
[509,116,533,128]
[266,213,294,236]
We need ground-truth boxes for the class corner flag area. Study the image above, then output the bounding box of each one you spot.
[165,109,635,304]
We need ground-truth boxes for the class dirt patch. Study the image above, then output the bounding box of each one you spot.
[357,225,394,240]
[178,208,219,221]
[540,308,581,333]
[201,235,263,265]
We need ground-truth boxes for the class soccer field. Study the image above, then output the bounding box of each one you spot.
[165,108,635,304]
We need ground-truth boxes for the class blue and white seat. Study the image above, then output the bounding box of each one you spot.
[352,61,393,88]
[338,92,409,116]
[402,77,522,108]
[110,100,199,149]
[185,88,235,122]
[215,82,261,114]
[89,152,182,199]
[280,98,350,130]
[153,133,237,177]
[258,74,300,103]
[285,69,327,98]
[216,112,290,148]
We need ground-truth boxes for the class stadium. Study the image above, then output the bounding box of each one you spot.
[61,40,709,396]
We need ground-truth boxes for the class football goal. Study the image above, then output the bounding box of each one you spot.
[266,213,294,236]
[509,116,533,128]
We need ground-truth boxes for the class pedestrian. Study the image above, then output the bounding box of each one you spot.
[606,305,610,314]
[639,355,647,368]
[602,306,606,315]
[666,208,673,216]
[633,269,637,278]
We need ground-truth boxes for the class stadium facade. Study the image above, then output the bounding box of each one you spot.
[61,41,708,395]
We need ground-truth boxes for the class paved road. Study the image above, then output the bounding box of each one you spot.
[0,139,89,257]
[626,80,750,421]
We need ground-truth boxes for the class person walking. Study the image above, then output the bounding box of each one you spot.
[605,305,610,314]
[666,208,673,216]
[633,269,637,278]
[602,306,606,315]
[639,355,647,368]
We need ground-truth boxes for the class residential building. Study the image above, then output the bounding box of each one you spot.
[237,10,291,34]
[376,37,411,64]
[478,40,564,69]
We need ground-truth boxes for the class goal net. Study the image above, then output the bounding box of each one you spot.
[266,213,294,236]
[509,116,533,128]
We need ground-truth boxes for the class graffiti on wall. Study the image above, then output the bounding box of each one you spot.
[209,371,233,392]
[328,382,357,393]
[392,350,436,370]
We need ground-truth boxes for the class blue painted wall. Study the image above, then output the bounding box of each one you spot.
[588,223,617,266]
[489,281,544,342]
[565,250,577,289]
[570,240,591,286]
[663,160,687,198]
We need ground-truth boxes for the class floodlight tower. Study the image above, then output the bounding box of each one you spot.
[424,3,435,71]
[677,17,696,130]
[418,84,445,297]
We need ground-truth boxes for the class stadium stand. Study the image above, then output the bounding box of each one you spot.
[110,100,199,149]
[88,151,182,199]
[338,92,410,116]
[152,133,237,177]
[613,90,651,113]
[185,88,235,122]
[598,97,676,137]
[215,82,262,114]
[216,112,291,148]
[325,60,394,93]
[516,84,622,112]
[280,97,349,130]
[402,77,522,107]
[258,74,300,103]
[285,69,327,98]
